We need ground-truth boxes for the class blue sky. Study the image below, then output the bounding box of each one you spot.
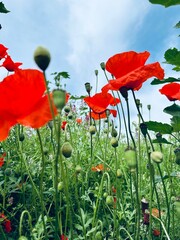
[1,0,180,124]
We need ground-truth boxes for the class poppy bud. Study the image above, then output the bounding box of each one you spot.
[111,127,118,137]
[64,106,71,113]
[150,151,163,163]
[34,46,51,71]
[124,148,137,168]
[174,147,180,165]
[43,147,48,155]
[53,89,66,110]
[89,125,96,135]
[58,181,64,192]
[147,104,151,111]
[140,123,148,137]
[18,237,28,240]
[95,69,98,76]
[75,165,82,174]
[120,86,128,99]
[85,82,91,94]
[68,113,73,119]
[106,195,114,206]
[100,62,105,70]
[95,231,103,240]
[110,137,118,148]
[116,169,123,178]
[61,142,73,158]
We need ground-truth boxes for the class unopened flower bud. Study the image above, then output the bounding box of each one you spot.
[89,125,96,135]
[124,148,137,168]
[53,89,66,110]
[85,82,91,94]
[61,142,73,158]
[140,123,148,137]
[34,46,51,71]
[100,62,105,70]
[110,137,118,148]
[147,104,151,110]
[151,151,163,163]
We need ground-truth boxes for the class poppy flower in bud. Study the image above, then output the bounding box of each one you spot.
[1,55,22,72]
[0,44,8,60]
[34,46,51,71]
[0,69,58,141]
[102,51,164,93]
[159,83,180,101]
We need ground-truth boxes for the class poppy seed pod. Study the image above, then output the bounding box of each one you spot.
[89,125,96,135]
[106,195,114,206]
[124,148,137,168]
[95,69,98,76]
[85,82,91,94]
[75,165,82,174]
[120,86,128,99]
[151,151,163,163]
[34,46,51,71]
[110,137,118,148]
[111,127,118,137]
[61,142,73,158]
[174,147,180,165]
[53,89,66,110]
[100,62,105,70]
[140,123,148,137]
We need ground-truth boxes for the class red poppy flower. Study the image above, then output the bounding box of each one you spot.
[60,234,68,240]
[0,153,6,167]
[1,55,22,72]
[84,92,120,113]
[61,121,67,130]
[159,83,180,101]
[0,69,58,141]
[0,213,12,233]
[0,44,8,60]
[102,51,164,92]
[91,163,104,172]
[153,229,160,237]
[91,109,117,120]
[76,118,82,124]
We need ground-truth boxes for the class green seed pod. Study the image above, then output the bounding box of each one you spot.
[111,128,118,137]
[64,106,71,114]
[34,46,51,71]
[174,147,180,165]
[124,149,137,168]
[61,142,73,158]
[150,151,163,163]
[19,133,25,142]
[103,192,108,198]
[89,125,96,135]
[75,165,82,174]
[53,89,66,110]
[106,195,114,206]
[68,113,73,119]
[116,169,123,178]
[18,237,28,240]
[110,137,118,148]
[58,181,64,192]
[95,231,103,240]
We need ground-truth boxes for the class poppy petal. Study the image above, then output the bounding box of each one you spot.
[0,117,16,141]
[159,83,180,101]
[17,94,58,128]
[106,51,150,78]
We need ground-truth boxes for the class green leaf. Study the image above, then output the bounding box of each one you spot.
[171,116,180,132]
[174,21,180,28]
[59,71,70,79]
[145,121,173,134]
[163,103,180,117]
[152,138,172,144]
[164,48,180,70]
[0,2,10,13]
[151,77,180,85]
[149,0,180,7]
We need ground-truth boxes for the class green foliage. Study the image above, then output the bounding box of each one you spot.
[0,2,10,13]
[145,121,173,134]
[163,103,180,117]
[149,0,180,7]
[171,116,180,132]
[152,138,172,144]
[151,77,180,85]
[164,48,180,71]
[174,21,180,28]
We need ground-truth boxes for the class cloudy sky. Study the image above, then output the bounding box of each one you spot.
[1,0,180,125]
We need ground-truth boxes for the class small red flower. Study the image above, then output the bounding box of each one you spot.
[84,92,120,113]
[1,55,22,72]
[153,229,161,237]
[60,234,68,240]
[76,118,82,124]
[0,44,8,60]
[0,69,58,141]
[159,83,180,101]
[102,51,164,92]
[0,213,12,233]
[91,163,104,172]
[61,121,67,130]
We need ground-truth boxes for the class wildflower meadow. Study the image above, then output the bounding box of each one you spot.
[0,1,180,240]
